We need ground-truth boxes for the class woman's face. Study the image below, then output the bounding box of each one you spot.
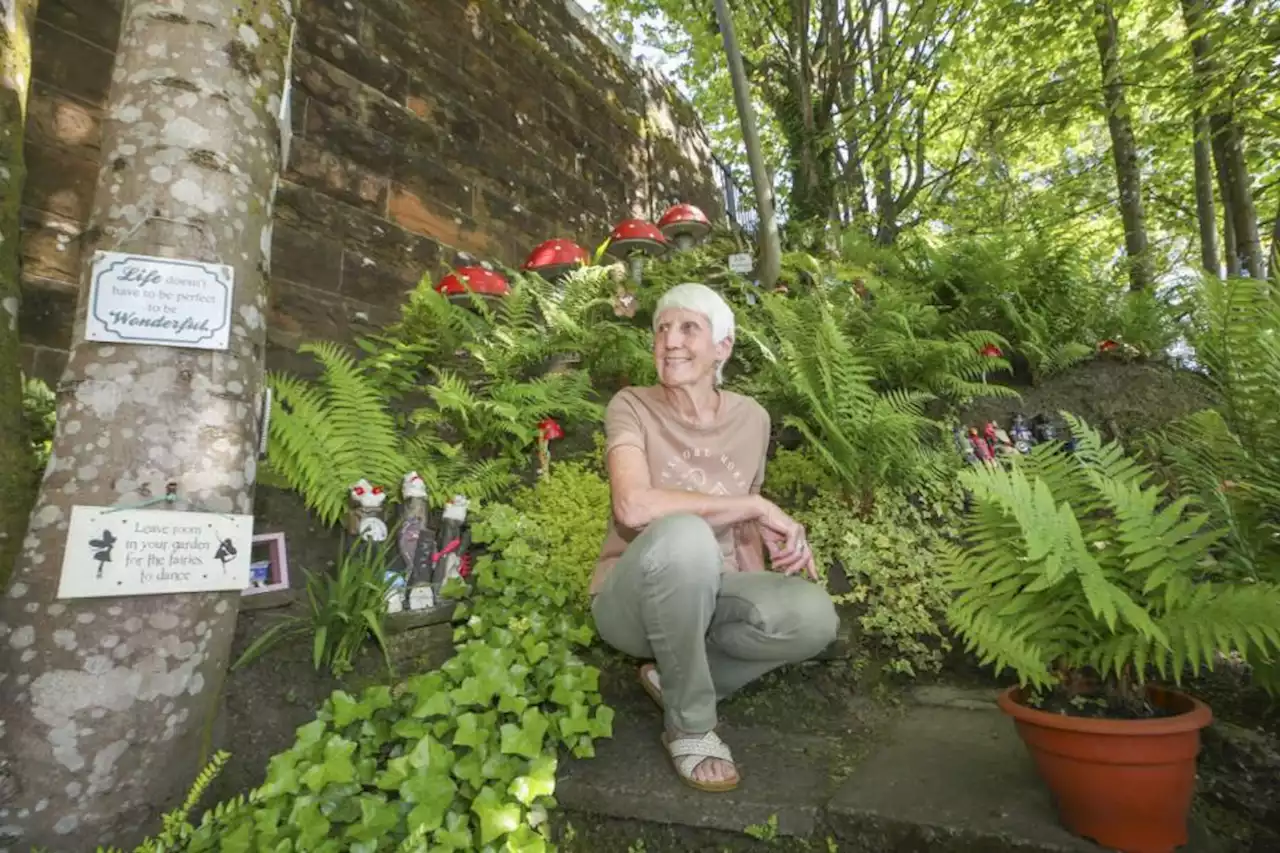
[653,308,731,389]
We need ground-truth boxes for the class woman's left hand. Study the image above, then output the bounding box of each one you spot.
[761,526,818,581]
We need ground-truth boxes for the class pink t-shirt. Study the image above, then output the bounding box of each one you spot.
[591,385,771,594]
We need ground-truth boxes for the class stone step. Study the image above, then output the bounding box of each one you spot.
[553,684,1224,853]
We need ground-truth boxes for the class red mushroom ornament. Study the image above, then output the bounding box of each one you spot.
[605,218,668,285]
[522,239,589,281]
[979,343,1003,385]
[657,203,711,251]
[434,266,510,301]
[535,418,564,479]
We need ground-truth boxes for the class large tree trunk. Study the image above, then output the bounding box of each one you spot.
[1092,0,1154,292]
[0,0,292,848]
[1270,196,1279,284]
[1191,109,1219,276]
[0,0,38,587]
[1180,0,1264,278]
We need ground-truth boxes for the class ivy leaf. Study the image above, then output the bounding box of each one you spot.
[571,735,595,759]
[411,689,454,719]
[330,691,369,728]
[505,823,550,853]
[454,713,488,749]
[471,785,523,846]
[499,709,549,760]
[521,635,550,664]
[373,755,411,790]
[558,703,591,739]
[402,773,458,833]
[509,755,558,805]
[301,736,357,792]
[392,717,429,740]
[433,810,474,850]
[345,793,399,842]
[407,733,453,773]
[452,749,486,788]
[498,691,530,716]
[590,705,615,739]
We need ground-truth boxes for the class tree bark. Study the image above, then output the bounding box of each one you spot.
[0,0,293,848]
[1191,109,1219,276]
[714,0,781,288]
[1092,0,1154,291]
[1269,196,1278,284]
[0,0,38,589]
[1180,0,1263,277]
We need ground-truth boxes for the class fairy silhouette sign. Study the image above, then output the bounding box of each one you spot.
[58,505,253,599]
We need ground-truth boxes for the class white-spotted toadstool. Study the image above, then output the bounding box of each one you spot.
[657,203,711,251]
[434,266,510,302]
[605,218,668,285]
[522,239,589,281]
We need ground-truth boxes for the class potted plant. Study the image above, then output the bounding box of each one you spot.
[940,413,1280,853]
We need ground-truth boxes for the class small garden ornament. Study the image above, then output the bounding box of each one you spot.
[536,417,564,479]
[1009,413,1034,453]
[399,471,436,611]
[979,343,1003,385]
[346,479,388,542]
[430,495,472,589]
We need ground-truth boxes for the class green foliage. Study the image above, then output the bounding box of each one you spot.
[233,537,397,679]
[798,483,961,677]
[943,412,1280,697]
[125,502,612,852]
[21,373,54,477]
[754,293,951,509]
[95,752,241,853]
[266,342,409,526]
[1154,275,1280,584]
[507,460,613,606]
[915,231,1177,377]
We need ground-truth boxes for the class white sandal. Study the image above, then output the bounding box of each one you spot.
[639,664,663,708]
[662,730,740,792]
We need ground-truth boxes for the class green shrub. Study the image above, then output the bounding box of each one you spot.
[799,487,960,677]
[943,413,1280,712]
[507,460,613,605]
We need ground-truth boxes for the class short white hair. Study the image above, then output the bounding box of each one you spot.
[653,282,735,385]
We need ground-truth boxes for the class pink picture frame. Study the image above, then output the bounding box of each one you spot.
[242,532,290,596]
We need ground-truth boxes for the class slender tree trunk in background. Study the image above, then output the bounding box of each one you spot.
[1180,0,1263,278]
[0,0,38,589]
[0,0,292,848]
[1191,109,1219,276]
[1214,135,1241,276]
[714,0,781,288]
[1092,1,1153,291]
[1269,198,1278,284]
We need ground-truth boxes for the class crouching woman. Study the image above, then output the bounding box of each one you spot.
[589,282,839,793]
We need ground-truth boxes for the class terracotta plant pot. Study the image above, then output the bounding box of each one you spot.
[998,685,1213,853]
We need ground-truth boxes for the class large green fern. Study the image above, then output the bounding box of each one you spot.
[1152,276,1280,586]
[267,341,409,526]
[757,294,951,510]
[943,412,1280,697]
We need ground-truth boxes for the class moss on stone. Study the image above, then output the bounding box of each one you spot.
[230,0,296,111]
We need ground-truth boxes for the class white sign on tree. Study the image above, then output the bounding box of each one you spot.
[58,506,254,599]
[87,251,235,351]
[728,253,754,274]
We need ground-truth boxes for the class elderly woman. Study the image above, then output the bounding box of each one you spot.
[591,282,839,793]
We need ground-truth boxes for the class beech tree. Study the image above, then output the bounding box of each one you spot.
[0,0,37,588]
[1091,0,1153,291]
[0,0,294,848]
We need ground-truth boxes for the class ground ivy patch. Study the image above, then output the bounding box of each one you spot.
[119,507,613,852]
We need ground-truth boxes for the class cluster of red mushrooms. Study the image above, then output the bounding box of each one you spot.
[433,203,712,299]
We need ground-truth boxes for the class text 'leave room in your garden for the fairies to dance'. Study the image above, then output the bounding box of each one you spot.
[58,506,254,599]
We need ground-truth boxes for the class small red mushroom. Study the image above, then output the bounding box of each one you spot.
[657,203,711,251]
[979,344,1003,358]
[605,218,668,284]
[522,239,589,281]
[434,266,510,299]
[1098,339,1119,352]
[535,418,564,478]
[538,418,564,442]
